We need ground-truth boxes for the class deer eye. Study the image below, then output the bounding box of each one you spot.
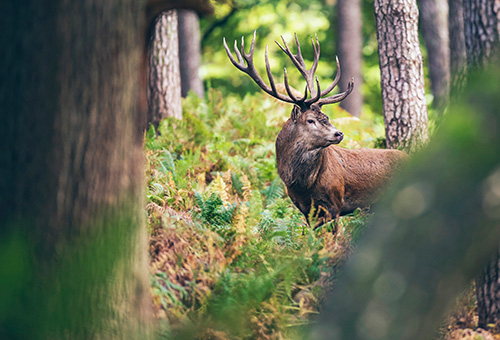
[307,119,315,124]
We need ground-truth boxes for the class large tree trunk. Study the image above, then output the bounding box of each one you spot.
[0,1,150,338]
[336,0,363,117]
[374,0,429,152]
[448,0,467,92]
[178,9,205,98]
[148,9,182,128]
[418,0,450,110]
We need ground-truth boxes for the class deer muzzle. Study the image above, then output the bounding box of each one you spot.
[328,129,344,145]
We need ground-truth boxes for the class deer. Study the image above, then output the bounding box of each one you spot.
[223,31,407,230]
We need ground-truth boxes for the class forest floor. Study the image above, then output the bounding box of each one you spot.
[144,90,495,339]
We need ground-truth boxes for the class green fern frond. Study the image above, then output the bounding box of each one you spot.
[230,171,244,196]
[161,150,176,176]
[149,182,164,196]
[262,177,285,207]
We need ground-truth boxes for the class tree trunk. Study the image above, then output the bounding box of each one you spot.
[148,9,182,129]
[463,0,500,331]
[336,0,363,117]
[448,0,467,92]
[178,9,205,98]
[374,0,429,152]
[477,249,500,328]
[463,0,500,68]
[418,0,450,110]
[0,1,150,338]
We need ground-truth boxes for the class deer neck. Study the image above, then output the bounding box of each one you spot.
[276,136,325,190]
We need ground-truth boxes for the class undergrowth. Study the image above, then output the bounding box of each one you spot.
[145,89,381,339]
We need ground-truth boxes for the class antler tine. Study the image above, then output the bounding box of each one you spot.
[265,45,279,95]
[283,68,298,102]
[240,32,253,65]
[223,37,245,71]
[317,77,355,107]
[306,76,322,104]
[310,34,320,76]
[283,68,307,103]
[320,56,341,97]
[276,37,306,78]
[293,33,305,65]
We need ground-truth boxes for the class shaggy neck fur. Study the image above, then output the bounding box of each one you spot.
[276,121,325,190]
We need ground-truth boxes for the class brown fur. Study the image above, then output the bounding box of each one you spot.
[276,104,407,227]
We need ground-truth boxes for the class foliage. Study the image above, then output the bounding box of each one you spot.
[144,89,382,339]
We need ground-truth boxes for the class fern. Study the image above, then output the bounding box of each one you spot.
[230,171,244,196]
[194,192,237,237]
[209,173,230,206]
[148,182,165,206]
[161,149,176,176]
[261,176,285,207]
[343,209,371,242]
[145,124,163,151]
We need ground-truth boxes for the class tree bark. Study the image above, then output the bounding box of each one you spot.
[374,0,429,152]
[148,9,182,128]
[0,1,150,338]
[463,0,500,69]
[463,0,500,331]
[418,0,450,110]
[448,0,467,92]
[477,249,500,328]
[336,0,363,117]
[178,9,205,98]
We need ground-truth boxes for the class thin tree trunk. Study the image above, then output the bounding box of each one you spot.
[148,9,182,128]
[336,0,363,117]
[0,1,150,338]
[448,0,467,92]
[418,0,450,110]
[178,9,204,98]
[374,0,429,152]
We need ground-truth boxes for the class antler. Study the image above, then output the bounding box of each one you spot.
[223,30,304,105]
[224,31,354,108]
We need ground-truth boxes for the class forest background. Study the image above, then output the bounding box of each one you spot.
[2,0,500,340]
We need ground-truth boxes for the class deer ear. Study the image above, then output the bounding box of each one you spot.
[291,105,301,123]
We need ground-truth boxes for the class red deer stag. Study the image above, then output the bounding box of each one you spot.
[224,32,406,229]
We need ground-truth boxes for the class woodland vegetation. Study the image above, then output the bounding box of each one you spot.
[1,0,500,340]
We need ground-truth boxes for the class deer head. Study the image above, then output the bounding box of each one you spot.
[223,31,353,151]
